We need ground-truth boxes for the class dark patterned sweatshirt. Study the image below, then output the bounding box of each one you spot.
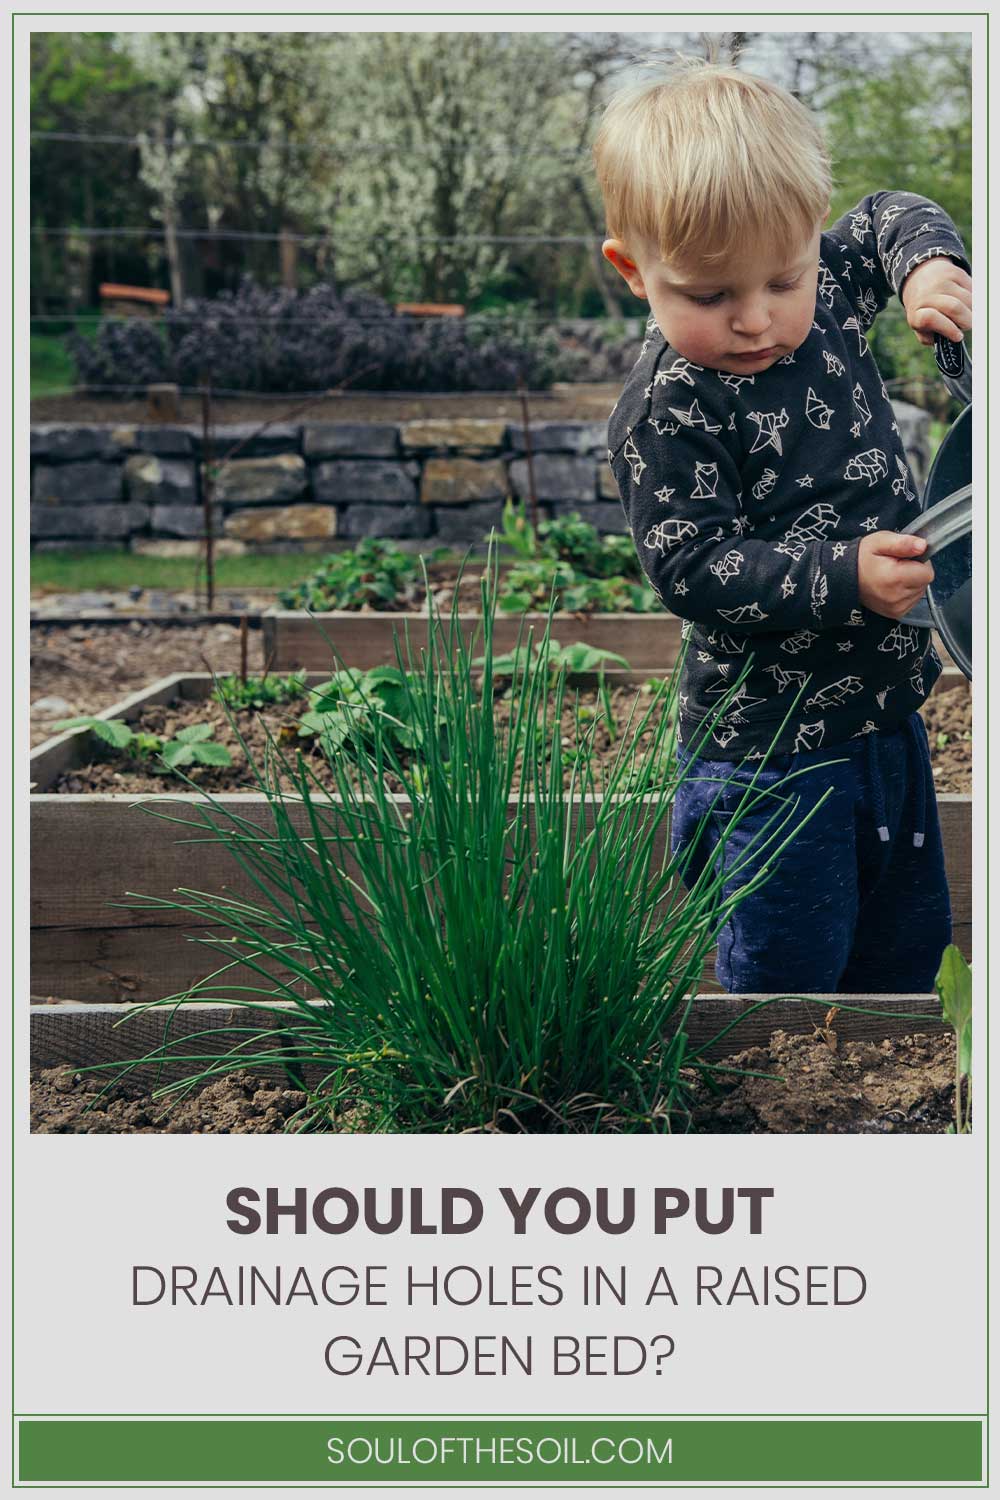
[607,193,969,759]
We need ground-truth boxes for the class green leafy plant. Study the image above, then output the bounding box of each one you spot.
[498,556,658,614]
[296,664,447,760]
[107,547,818,1134]
[278,538,450,612]
[482,638,631,744]
[212,671,308,711]
[501,498,641,581]
[53,716,232,770]
[52,715,133,748]
[160,724,233,770]
[500,495,539,559]
[935,943,972,1134]
[482,638,629,678]
[537,510,643,581]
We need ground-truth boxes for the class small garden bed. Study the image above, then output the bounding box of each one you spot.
[37,668,971,799]
[42,673,672,798]
[263,521,675,670]
[28,575,973,1136]
[29,667,973,1005]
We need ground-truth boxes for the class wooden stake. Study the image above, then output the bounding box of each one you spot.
[200,374,215,612]
[147,383,180,423]
[516,375,539,532]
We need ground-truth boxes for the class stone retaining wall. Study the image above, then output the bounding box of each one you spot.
[30,403,933,554]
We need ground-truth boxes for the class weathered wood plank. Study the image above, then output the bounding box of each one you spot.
[31,790,971,929]
[29,667,973,1001]
[30,924,314,1005]
[30,789,972,1000]
[30,993,951,1090]
[262,609,686,671]
[29,673,190,788]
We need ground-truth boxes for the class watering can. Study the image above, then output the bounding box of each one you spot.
[900,334,972,679]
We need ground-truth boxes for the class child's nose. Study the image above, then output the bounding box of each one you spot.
[730,299,772,337]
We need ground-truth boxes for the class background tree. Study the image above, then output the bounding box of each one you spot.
[31,24,972,394]
[30,33,160,310]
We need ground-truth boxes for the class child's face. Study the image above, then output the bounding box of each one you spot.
[603,223,823,376]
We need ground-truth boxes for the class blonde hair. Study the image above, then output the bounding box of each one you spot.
[593,57,832,266]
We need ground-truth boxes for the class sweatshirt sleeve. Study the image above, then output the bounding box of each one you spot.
[609,382,860,635]
[822,192,970,330]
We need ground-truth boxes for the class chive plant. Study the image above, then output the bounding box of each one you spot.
[115,547,818,1133]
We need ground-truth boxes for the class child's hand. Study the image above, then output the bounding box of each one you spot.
[901,258,972,347]
[858,532,935,619]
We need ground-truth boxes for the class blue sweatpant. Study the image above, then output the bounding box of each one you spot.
[670,713,952,993]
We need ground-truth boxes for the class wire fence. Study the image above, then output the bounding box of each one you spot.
[31,226,598,246]
[30,312,634,329]
[30,381,607,401]
[30,128,597,161]
[27,125,976,158]
[30,375,950,402]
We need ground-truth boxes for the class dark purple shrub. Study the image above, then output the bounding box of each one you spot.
[65,278,571,394]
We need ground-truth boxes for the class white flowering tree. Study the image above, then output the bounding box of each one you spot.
[119,30,638,308]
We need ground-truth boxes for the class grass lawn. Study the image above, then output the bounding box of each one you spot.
[30,331,79,398]
[31,550,333,594]
[30,548,466,595]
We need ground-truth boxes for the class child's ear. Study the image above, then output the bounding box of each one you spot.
[602,239,648,300]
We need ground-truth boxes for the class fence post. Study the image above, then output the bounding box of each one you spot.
[200,373,216,612]
[280,227,299,291]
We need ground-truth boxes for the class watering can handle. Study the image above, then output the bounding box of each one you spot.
[934,333,972,406]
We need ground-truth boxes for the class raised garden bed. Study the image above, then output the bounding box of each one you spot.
[262,607,684,672]
[30,670,972,1007]
[30,1000,958,1134]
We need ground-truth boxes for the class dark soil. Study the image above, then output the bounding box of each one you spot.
[43,681,668,797]
[31,384,622,427]
[37,674,971,797]
[921,680,973,793]
[30,620,261,748]
[30,1067,313,1134]
[30,1028,962,1134]
[28,563,514,748]
[685,1029,961,1134]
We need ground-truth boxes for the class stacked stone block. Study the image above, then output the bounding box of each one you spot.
[29,403,933,553]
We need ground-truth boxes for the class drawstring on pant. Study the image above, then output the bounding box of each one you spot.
[907,716,927,848]
[864,717,928,848]
[865,731,891,843]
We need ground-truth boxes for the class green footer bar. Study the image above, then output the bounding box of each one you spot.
[16,1418,983,1485]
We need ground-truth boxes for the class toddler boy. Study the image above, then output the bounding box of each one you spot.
[594,60,972,993]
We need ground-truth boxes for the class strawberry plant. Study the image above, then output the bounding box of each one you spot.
[296,665,446,760]
[53,716,232,771]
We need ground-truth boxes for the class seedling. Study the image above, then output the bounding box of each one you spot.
[934,943,972,1134]
[160,724,233,770]
[52,715,133,749]
[212,671,308,711]
[53,716,232,771]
